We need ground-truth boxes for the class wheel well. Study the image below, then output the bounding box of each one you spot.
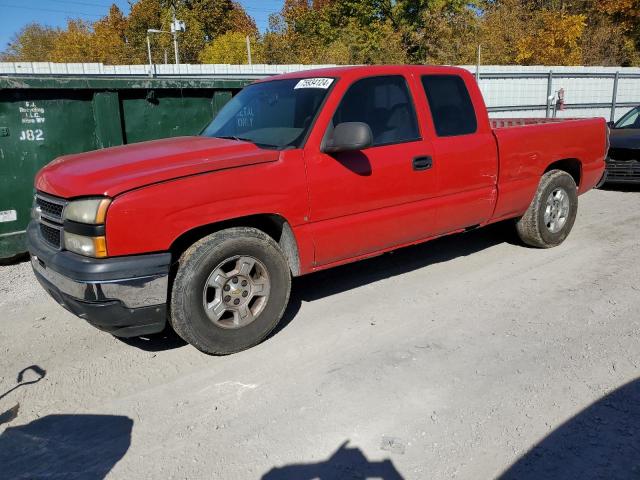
[169,214,301,276]
[545,159,582,187]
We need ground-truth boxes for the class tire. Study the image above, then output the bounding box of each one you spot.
[169,227,291,355]
[516,170,578,248]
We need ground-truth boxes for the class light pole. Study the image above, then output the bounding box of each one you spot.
[146,33,153,67]
[147,19,185,66]
[170,6,186,65]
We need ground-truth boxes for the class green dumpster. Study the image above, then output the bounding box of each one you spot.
[0,75,251,260]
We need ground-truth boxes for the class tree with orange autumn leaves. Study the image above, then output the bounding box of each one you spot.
[2,0,639,66]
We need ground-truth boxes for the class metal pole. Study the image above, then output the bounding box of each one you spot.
[545,70,553,118]
[146,35,153,77]
[173,33,179,64]
[172,6,179,65]
[476,45,481,82]
[246,36,252,65]
[610,71,619,122]
[146,35,152,67]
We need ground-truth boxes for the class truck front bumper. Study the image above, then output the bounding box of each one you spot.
[27,221,171,337]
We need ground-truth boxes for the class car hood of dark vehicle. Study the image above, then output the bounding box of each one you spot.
[610,128,640,150]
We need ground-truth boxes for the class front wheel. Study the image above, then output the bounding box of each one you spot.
[516,169,579,248]
[170,227,291,355]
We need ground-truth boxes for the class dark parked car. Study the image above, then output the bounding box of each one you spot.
[606,106,640,184]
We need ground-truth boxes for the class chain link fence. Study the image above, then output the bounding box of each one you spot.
[2,62,639,121]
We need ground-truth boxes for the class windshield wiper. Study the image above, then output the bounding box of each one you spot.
[214,135,252,142]
[213,135,279,149]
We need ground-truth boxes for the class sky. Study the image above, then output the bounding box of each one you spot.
[0,0,284,53]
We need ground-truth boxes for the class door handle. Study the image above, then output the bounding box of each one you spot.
[412,156,433,171]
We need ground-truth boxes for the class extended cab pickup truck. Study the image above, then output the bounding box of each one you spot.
[28,66,607,354]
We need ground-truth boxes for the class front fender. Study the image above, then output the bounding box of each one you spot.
[105,155,309,257]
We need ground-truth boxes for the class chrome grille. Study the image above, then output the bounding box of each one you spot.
[36,193,66,221]
[40,221,62,248]
[35,192,67,249]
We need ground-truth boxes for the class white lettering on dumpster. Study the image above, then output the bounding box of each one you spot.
[0,210,17,223]
[19,101,46,125]
[19,129,45,142]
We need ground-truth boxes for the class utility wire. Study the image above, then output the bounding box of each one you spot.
[0,2,103,17]
[47,0,117,8]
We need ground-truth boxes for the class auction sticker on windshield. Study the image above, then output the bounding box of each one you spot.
[294,78,334,89]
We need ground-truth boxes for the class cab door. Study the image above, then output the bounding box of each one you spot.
[304,74,438,266]
[419,73,499,234]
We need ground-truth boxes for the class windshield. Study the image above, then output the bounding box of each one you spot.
[614,106,640,129]
[202,78,334,149]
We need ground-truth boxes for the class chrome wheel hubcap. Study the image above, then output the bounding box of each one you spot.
[544,187,570,234]
[202,255,270,329]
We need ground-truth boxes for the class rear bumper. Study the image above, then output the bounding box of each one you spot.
[27,221,170,337]
[605,158,640,184]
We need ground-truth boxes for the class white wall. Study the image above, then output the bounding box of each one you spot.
[2,62,639,121]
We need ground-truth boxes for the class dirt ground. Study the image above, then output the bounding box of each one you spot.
[1,185,639,480]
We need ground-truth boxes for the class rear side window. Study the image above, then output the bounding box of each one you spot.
[332,75,420,147]
[421,75,477,137]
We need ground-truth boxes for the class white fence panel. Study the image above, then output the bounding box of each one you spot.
[1,62,639,120]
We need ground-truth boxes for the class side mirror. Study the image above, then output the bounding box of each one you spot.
[323,122,373,154]
[607,120,615,129]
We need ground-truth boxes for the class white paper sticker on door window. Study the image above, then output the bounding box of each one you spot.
[294,78,334,90]
[0,210,17,222]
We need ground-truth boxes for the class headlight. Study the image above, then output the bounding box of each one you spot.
[64,198,111,224]
[63,232,108,258]
[62,197,111,258]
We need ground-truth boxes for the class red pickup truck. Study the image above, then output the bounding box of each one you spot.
[28,66,607,354]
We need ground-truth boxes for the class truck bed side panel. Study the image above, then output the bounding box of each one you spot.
[491,118,607,221]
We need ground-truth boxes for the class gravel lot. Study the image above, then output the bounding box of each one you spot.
[1,186,639,479]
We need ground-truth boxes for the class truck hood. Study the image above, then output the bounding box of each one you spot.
[36,136,280,198]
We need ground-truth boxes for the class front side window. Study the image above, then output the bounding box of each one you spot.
[615,107,640,129]
[331,75,420,147]
[422,75,477,137]
[202,78,333,149]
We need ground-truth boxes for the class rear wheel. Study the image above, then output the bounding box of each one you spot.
[516,170,578,248]
[170,227,291,355]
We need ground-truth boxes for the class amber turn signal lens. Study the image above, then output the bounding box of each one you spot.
[94,236,108,258]
[95,199,111,224]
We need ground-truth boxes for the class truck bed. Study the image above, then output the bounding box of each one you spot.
[491,117,584,129]
[489,116,607,222]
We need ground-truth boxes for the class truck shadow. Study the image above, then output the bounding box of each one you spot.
[117,327,187,352]
[599,183,640,192]
[498,377,640,479]
[262,440,404,479]
[272,221,515,338]
[0,414,133,479]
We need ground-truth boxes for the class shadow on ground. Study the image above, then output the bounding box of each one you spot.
[499,378,640,479]
[0,414,133,479]
[0,251,28,266]
[117,326,188,352]
[0,365,47,426]
[0,365,46,402]
[599,182,640,193]
[271,221,515,337]
[262,441,404,479]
